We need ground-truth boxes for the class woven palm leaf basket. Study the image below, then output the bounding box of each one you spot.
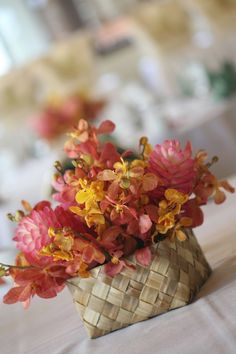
[67,229,211,338]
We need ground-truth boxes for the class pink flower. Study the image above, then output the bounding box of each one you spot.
[13,205,84,264]
[149,140,196,194]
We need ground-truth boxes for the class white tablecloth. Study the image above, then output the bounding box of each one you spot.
[0,153,57,248]
[1,176,236,354]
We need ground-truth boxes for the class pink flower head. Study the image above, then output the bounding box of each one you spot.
[149,140,196,194]
[13,204,84,265]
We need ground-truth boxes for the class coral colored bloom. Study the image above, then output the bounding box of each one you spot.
[64,119,115,159]
[149,140,196,194]
[3,266,68,307]
[73,237,106,265]
[183,198,204,227]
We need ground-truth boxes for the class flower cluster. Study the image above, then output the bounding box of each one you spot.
[31,93,105,141]
[1,119,234,306]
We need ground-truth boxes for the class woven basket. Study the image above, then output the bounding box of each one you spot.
[67,229,211,338]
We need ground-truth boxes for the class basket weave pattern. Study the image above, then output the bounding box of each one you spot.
[67,229,211,338]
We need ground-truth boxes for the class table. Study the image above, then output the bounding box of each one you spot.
[0,153,58,248]
[0,176,236,354]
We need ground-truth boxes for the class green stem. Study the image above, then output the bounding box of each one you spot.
[0,262,34,270]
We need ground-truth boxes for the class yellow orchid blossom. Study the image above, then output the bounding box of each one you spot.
[165,189,189,205]
[170,217,193,242]
[70,206,105,228]
[156,189,189,234]
[114,158,145,179]
[113,158,129,175]
[76,179,105,210]
[98,157,148,190]
[40,246,74,262]
[159,189,189,217]
[113,158,131,189]
[156,212,175,234]
[48,227,74,251]
[39,227,75,261]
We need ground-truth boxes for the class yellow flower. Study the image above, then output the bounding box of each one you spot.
[98,157,146,190]
[156,212,175,234]
[139,136,153,160]
[40,246,73,261]
[48,227,74,251]
[159,189,188,216]
[165,189,189,205]
[170,217,193,242]
[156,189,189,234]
[76,179,105,210]
[39,227,75,261]
[70,206,105,228]
[113,158,131,189]
[77,262,90,278]
[111,256,119,264]
[113,158,129,176]
[130,159,146,169]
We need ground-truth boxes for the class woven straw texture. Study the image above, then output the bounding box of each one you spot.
[67,229,211,338]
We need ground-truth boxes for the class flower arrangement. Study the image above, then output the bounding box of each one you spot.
[1,119,234,308]
[31,93,105,142]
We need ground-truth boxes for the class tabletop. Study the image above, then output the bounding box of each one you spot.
[0,175,235,354]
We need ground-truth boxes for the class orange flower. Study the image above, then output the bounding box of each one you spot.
[171,217,192,242]
[39,227,74,261]
[156,189,189,234]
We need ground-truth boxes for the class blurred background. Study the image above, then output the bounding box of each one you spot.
[0,0,236,258]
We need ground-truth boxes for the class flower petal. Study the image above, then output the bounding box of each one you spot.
[142,173,158,192]
[176,229,187,241]
[139,214,152,234]
[97,120,115,134]
[104,260,125,276]
[97,170,116,181]
[135,247,152,267]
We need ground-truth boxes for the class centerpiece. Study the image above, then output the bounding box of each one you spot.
[1,119,234,338]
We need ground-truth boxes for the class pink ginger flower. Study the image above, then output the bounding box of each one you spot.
[149,140,196,194]
[13,205,84,264]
